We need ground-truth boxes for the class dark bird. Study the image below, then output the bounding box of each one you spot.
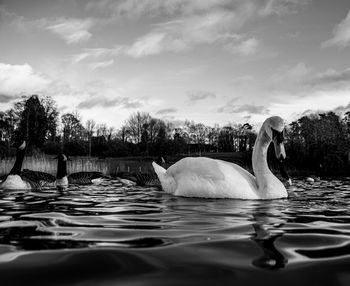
[53,153,103,189]
[117,172,161,187]
[0,141,54,190]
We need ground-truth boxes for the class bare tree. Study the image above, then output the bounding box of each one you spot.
[86,119,96,157]
[125,111,151,144]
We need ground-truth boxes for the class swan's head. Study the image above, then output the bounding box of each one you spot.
[264,116,286,160]
[263,116,291,183]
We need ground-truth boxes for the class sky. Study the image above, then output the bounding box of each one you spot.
[0,0,350,129]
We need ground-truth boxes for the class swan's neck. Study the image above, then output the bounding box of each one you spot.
[252,125,287,199]
[252,128,273,189]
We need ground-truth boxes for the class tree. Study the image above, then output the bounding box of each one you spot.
[14,95,56,148]
[218,125,234,152]
[61,113,85,142]
[239,123,253,152]
[286,111,349,175]
[125,111,151,144]
[86,119,96,157]
[41,95,59,141]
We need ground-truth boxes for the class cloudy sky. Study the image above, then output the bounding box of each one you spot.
[1,0,350,128]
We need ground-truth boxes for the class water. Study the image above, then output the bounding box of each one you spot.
[0,178,350,286]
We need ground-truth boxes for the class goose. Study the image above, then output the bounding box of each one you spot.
[53,154,103,189]
[117,172,161,187]
[0,141,52,190]
[152,116,292,200]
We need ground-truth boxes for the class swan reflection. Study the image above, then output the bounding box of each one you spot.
[251,205,288,270]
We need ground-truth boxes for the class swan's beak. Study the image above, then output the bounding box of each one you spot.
[274,139,291,183]
[278,157,290,180]
[273,138,286,160]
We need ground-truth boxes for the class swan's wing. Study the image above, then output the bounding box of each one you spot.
[167,157,257,184]
[165,157,258,198]
[21,169,56,189]
[68,171,103,185]
[167,157,226,180]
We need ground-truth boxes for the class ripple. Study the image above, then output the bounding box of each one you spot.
[0,179,349,285]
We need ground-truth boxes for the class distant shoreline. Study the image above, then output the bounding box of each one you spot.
[1,152,349,178]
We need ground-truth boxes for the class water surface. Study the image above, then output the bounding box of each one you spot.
[0,178,350,286]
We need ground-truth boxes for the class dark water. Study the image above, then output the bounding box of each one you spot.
[0,178,350,286]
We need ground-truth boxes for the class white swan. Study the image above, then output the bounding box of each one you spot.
[152,116,291,200]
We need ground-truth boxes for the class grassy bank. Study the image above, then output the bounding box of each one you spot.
[1,152,343,178]
[0,155,156,176]
[0,152,250,177]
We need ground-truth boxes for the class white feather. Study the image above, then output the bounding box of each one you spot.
[0,175,31,190]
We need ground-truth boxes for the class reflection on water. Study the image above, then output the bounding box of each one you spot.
[0,178,350,285]
[251,208,287,270]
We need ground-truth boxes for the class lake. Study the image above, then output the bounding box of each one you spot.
[0,178,349,286]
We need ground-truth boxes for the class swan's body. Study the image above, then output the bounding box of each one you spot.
[153,116,289,200]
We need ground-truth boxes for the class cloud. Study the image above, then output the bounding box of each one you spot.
[333,102,350,114]
[156,108,177,115]
[322,10,350,48]
[0,94,18,103]
[71,47,122,63]
[125,32,180,57]
[77,96,143,109]
[0,6,96,44]
[259,0,310,16]
[0,7,96,46]
[0,63,51,98]
[0,6,26,30]
[224,37,259,55]
[81,0,309,59]
[218,98,269,115]
[124,10,249,57]
[88,59,115,70]
[228,104,270,114]
[87,0,234,18]
[266,62,311,93]
[1,6,96,45]
[45,17,95,45]
[187,90,216,102]
[307,68,350,86]
[267,64,350,97]
[286,62,310,77]
[217,98,239,113]
[88,0,309,18]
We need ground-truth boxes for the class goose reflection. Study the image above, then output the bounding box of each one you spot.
[251,205,288,270]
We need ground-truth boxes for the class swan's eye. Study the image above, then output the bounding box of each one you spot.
[271,128,284,143]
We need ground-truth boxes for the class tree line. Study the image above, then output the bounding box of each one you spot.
[0,95,349,175]
[286,111,350,175]
[0,95,256,158]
